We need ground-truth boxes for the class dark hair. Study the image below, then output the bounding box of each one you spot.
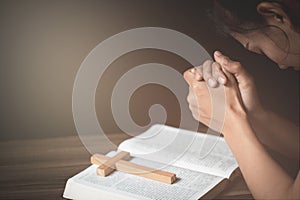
[212,0,300,34]
[210,0,300,54]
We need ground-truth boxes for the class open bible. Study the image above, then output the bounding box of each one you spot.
[63,124,239,200]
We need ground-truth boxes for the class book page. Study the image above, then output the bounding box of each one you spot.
[63,151,224,200]
[118,124,238,178]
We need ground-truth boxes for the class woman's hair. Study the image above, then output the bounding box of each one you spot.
[210,0,300,54]
[211,0,300,35]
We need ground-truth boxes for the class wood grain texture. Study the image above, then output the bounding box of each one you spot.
[92,153,177,184]
[96,151,130,176]
[0,133,252,200]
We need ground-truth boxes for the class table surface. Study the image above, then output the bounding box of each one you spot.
[0,133,253,200]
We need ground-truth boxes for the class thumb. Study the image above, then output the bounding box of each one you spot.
[214,51,253,89]
[183,68,197,87]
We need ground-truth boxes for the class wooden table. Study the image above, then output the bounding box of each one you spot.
[0,133,252,199]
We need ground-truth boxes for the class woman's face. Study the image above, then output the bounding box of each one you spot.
[231,30,300,70]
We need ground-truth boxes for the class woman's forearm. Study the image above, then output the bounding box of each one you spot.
[223,116,300,199]
[249,109,299,160]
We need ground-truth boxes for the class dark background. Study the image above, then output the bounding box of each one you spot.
[0,0,299,141]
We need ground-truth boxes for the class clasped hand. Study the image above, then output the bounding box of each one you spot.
[184,51,263,135]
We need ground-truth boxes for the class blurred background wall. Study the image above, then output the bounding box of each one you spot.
[0,0,298,140]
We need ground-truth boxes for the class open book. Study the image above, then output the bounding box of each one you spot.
[63,124,239,200]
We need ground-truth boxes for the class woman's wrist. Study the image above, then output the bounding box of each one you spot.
[223,108,251,137]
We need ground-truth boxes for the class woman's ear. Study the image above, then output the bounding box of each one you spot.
[257,2,291,26]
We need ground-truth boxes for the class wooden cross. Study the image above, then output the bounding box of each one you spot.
[91,151,177,184]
